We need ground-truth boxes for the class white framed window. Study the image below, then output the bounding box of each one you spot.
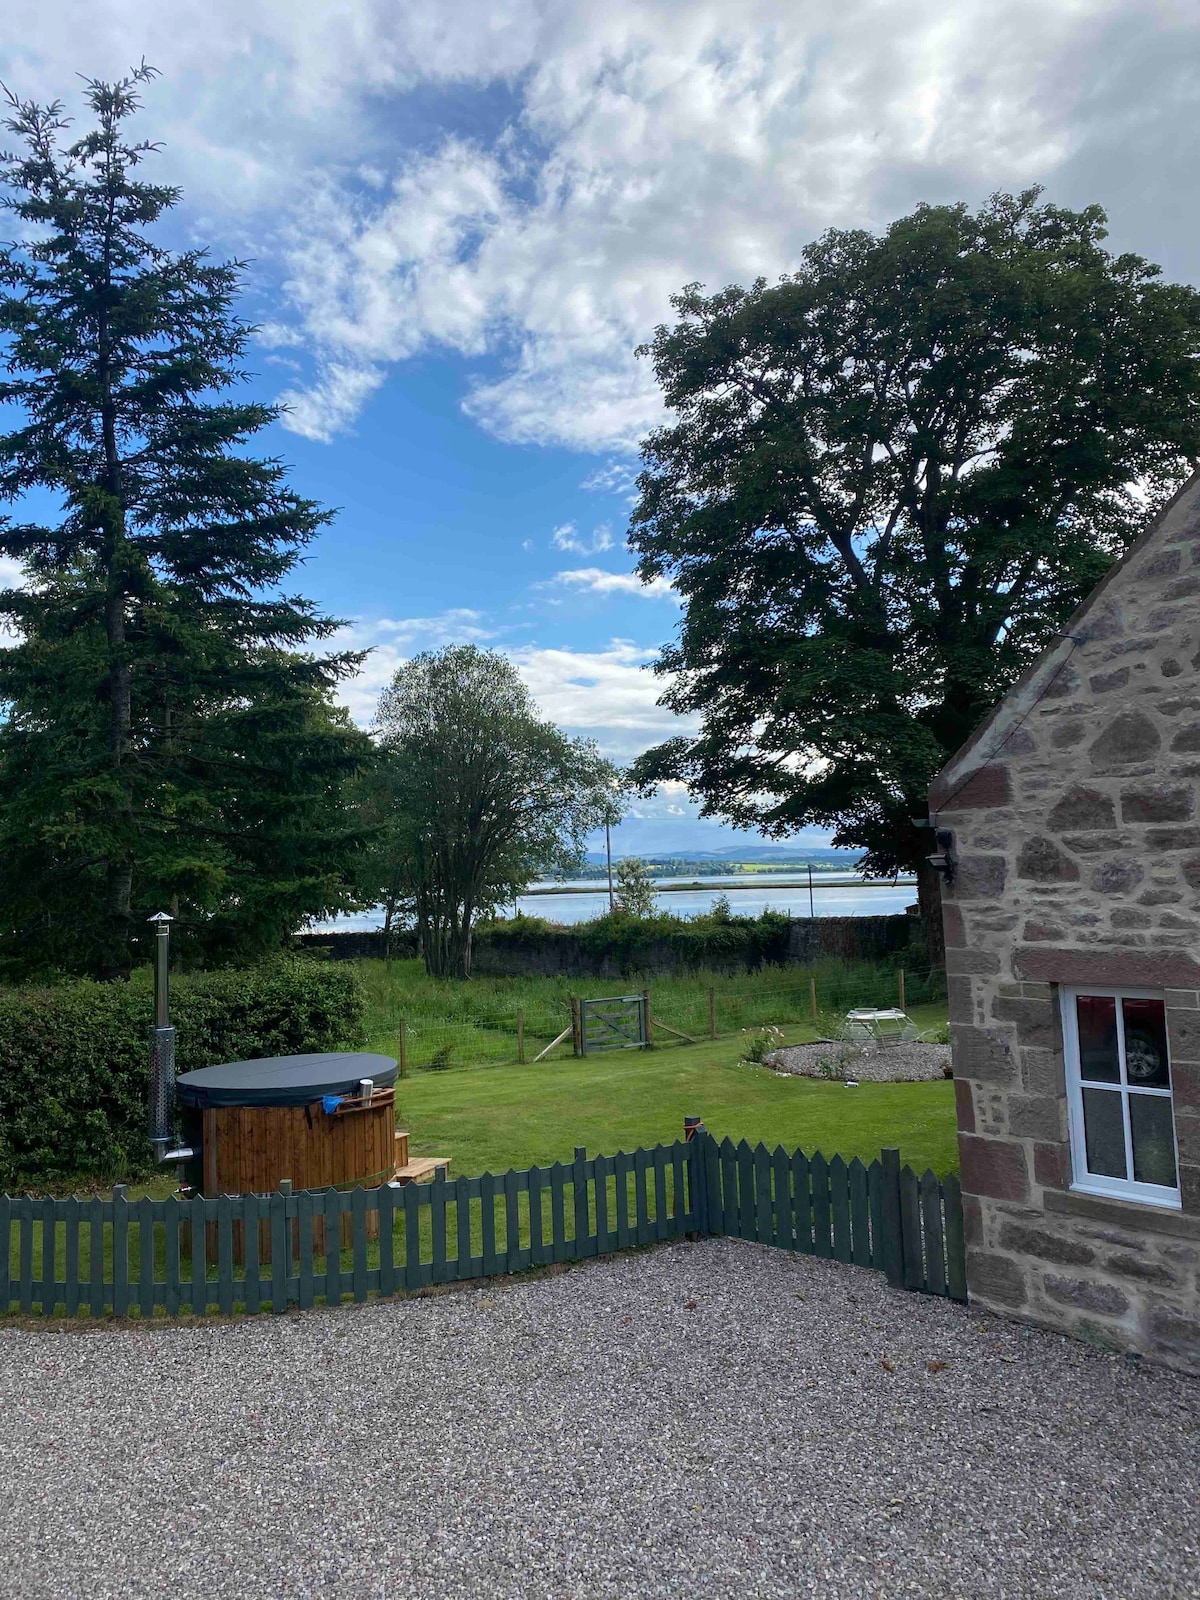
[1060,987,1180,1209]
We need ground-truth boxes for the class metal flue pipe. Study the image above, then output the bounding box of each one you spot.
[147,912,194,1165]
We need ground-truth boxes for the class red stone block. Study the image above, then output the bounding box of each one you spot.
[929,763,1012,812]
[1034,1141,1072,1191]
[959,1134,1030,1202]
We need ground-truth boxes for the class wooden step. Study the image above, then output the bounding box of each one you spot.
[391,1156,451,1186]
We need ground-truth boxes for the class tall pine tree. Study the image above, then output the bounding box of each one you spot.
[0,67,371,977]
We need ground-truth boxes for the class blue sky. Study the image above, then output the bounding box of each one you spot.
[5,0,1200,853]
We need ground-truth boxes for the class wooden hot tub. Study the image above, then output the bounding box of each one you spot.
[176,1052,399,1257]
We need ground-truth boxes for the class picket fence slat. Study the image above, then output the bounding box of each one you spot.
[0,1195,9,1314]
[634,1148,650,1245]
[480,1173,498,1274]
[572,1149,588,1254]
[219,1196,237,1315]
[505,1169,521,1271]
[88,1198,105,1317]
[899,1165,924,1291]
[379,1183,397,1296]
[550,1163,567,1262]
[920,1171,947,1298]
[528,1166,545,1266]
[653,1147,669,1242]
[848,1158,871,1270]
[1,1134,966,1322]
[133,1197,153,1318]
[112,1192,130,1317]
[404,1179,421,1291]
[791,1151,811,1254]
[192,1194,208,1316]
[430,1171,448,1283]
[753,1145,771,1245]
[40,1196,56,1316]
[830,1156,851,1264]
[811,1154,831,1259]
[943,1175,967,1303]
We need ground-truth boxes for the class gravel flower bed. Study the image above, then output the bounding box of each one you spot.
[767,1039,952,1082]
[1,1237,1197,1599]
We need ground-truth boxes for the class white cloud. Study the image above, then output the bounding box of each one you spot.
[582,460,641,502]
[332,614,688,759]
[332,608,494,723]
[544,567,676,600]
[507,638,694,759]
[9,1,1200,453]
[0,557,26,648]
[550,521,616,555]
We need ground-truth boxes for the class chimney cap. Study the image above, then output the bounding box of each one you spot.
[148,911,174,924]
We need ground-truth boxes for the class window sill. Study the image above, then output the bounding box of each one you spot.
[1043,1187,1200,1239]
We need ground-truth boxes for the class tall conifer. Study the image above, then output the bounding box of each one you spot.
[0,68,369,976]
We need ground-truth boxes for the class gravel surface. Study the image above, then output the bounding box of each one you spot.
[1,1237,1197,1600]
[768,1040,952,1082]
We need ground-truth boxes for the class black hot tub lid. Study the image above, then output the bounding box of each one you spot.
[176,1052,399,1109]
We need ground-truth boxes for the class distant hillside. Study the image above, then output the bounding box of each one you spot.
[580,845,864,872]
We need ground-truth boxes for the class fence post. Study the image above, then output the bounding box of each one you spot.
[571,997,583,1057]
[879,1148,904,1288]
[809,974,817,1022]
[707,987,716,1040]
[642,987,653,1048]
[398,1018,407,1080]
[517,1008,525,1064]
[685,1118,709,1234]
[898,968,906,1012]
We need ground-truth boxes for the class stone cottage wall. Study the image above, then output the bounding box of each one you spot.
[931,481,1200,1373]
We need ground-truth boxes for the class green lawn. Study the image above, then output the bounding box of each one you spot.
[356,958,955,1176]
[355,955,947,1071]
[392,1032,958,1178]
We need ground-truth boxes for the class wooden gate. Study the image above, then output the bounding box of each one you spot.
[580,995,648,1054]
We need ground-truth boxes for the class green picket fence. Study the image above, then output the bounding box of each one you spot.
[1,1133,964,1318]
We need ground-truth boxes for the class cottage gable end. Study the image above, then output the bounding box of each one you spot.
[929,473,1200,1375]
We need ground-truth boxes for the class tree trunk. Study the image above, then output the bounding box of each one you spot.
[98,264,134,981]
[916,858,946,972]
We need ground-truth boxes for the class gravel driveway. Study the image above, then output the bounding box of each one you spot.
[1,1237,1197,1600]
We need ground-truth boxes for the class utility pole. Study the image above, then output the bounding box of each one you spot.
[808,862,815,919]
[606,817,615,913]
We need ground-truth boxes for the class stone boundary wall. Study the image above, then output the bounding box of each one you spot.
[297,914,916,976]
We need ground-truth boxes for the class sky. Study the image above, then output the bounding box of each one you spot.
[4,0,1200,853]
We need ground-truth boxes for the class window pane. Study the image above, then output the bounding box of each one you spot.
[1130,1095,1177,1189]
[1121,998,1170,1089]
[1077,995,1119,1083]
[1082,1087,1126,1179]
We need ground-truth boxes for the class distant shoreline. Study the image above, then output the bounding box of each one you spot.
[524,876,915,896]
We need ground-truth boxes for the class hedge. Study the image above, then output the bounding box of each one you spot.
[0,960,366,1190]
[476,908,795,973]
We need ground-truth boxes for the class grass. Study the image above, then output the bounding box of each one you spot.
[356,957,954,1176]
[389,1031,956,1178]
[357,955,946,1069]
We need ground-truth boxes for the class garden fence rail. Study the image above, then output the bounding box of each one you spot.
[1,1132,965,1320]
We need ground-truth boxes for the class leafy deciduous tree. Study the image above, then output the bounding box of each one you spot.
[629,191,1200,957]
[373,645,620,978]
[614,857,658,919]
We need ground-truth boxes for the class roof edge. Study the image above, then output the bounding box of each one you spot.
[928,470,1200,810]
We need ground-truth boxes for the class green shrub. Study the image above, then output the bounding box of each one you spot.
[0,959,366,1190]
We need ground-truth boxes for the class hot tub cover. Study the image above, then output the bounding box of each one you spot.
[176,1052,398,1109]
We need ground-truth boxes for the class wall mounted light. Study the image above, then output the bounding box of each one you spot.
[926,828,956,886]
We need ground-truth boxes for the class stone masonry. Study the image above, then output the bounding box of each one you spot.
[930,475,1200,1374]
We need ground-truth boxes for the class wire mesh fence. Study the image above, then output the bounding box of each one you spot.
[363,961,948,1075]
